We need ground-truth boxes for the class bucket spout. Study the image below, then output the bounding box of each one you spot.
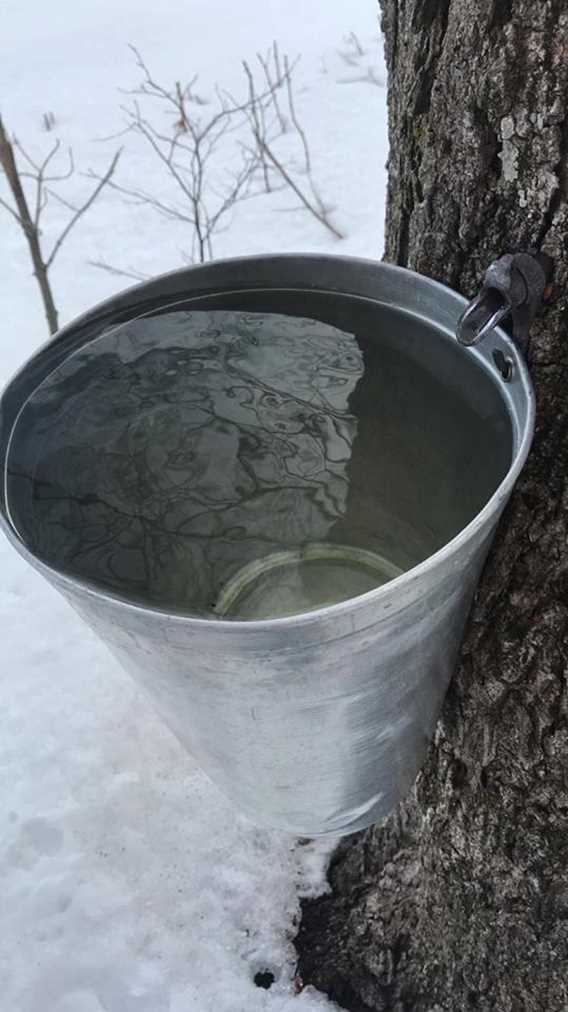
[456,251,553,350]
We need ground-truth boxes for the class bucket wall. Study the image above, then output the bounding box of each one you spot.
[0,256,535,836]
[61,524,494,836]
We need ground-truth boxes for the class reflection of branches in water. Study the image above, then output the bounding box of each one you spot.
[7,310,364,611]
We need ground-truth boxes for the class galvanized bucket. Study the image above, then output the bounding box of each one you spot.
[0,255,534,836]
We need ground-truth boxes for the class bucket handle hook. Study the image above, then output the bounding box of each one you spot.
[456,251,553,351]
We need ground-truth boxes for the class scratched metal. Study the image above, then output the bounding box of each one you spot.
[0,256,535,836]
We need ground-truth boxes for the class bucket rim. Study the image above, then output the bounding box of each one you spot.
[0,253,536,631]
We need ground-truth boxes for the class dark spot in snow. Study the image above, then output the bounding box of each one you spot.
[254,970,275,989]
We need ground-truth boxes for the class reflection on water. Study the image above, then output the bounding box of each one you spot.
[5,293,512,617]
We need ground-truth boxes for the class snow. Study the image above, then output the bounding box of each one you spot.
[0,1,387,1008]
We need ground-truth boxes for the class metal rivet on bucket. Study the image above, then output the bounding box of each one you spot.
[0,254,537,836]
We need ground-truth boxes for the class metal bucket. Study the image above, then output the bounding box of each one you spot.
[0,255,534,836]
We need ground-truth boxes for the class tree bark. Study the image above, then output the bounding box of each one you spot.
[296,3,568,1010]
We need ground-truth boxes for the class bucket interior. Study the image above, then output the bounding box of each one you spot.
[2,286,514,618]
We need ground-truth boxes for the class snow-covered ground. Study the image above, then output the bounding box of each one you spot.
[0,2,387,1009]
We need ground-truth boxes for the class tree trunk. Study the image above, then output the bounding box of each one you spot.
[296,3,568,1010]
[0,117,59,335]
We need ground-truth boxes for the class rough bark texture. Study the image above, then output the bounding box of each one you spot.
[296,3,568,1010]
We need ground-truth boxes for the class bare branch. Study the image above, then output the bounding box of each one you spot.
[88,258,150,281]
[338,67,386,87]
[45,188,79,212]
[257,45,287,132]
[42,147,75,182]
[12,138,43,173]
[207,155,256,231]
[126,44,185,115]
[109,43,340,264]
[175,81,189,131]
[14,136,67,194]
[126,111,196,204]
[0,114,59,332]
[0,194,24,224]
[258,137,344,239]
[242,59,271,192]
[272,40,283,81]
[94,123,136,142]
[38,138,63,177]
[36,189,49,220]
[344,31,365,56]
[338,51,360,68]
[88,172,195,223]
[46,149,121,268]
[284,53,311,174]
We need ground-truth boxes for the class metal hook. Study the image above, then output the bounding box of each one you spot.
[456,252,553,351]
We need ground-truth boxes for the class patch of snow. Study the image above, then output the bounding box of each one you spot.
[0,0,387,1007]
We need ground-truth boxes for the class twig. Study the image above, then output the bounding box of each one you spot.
[257,44,287,132]
[345,31,365,56]
[88,258,150,281]
[242,59,272,192]
[0,193,23,224]
[338,68,385,87]
[284,53,310,174]
[46,150,121,268]
[175,81,189,131]
[46,188,79,212]
[258,138,343,239]
[272,40,283,81]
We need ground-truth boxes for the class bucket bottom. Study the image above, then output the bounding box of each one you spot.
[213,542,402,620]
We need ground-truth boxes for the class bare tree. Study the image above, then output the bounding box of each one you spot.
[91,44,342,270]
[90,46,266,264]
[0,115,120,334]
